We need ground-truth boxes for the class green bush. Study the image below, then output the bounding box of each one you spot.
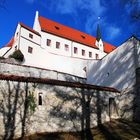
[27,92,37,115]
[10,50,24,62]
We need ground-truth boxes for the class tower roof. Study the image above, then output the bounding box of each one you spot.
[96,24,101,42]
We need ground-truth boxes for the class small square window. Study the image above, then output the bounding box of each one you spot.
[47,39,51,46]
[89,52,92,58]
[82,49,85,56]
[96,53,99,59]
[74,47,78,54]
[56,42,60,49]
[65,44,69,51]
[29,33,33,39]
[15,46,17,50]
[28,46,33,53]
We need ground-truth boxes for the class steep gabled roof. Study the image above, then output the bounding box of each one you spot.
[19,22,41,36]
[39,16,98,49]
[104,42,116,53]
[38,16,116,53]
[3,22,41,48]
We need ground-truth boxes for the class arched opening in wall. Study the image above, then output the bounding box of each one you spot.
[38,93,43,105]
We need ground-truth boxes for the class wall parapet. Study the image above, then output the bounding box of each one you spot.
[0,60,86,83]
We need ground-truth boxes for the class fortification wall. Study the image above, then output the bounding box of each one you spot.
[0,61,86,83]
[0,78,134,139]
[0,61,136,139]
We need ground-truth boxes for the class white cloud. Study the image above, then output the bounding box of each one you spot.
[44,0,106,35]
[52,0,106,17]
[106,26,121,40]
[26,0,121,42]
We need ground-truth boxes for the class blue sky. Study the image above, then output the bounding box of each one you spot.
[0,0,139,48]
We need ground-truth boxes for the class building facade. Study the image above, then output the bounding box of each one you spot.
[0,11,115,78]
[1,11,140,139]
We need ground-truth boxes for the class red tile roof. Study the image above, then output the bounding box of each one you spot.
[104,42,116,53]
[4,23,41,48]
[39,16,116,53]
[19,22,41,36]
[5,36,14,47]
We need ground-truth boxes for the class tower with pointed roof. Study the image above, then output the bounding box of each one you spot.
[95,24,104,52]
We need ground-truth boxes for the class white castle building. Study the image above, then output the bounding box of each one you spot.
[0,11,115,78]
[1,11,140,139]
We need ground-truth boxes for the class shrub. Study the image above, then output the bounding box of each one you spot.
[27,92,37,115]
[10,49,24,62]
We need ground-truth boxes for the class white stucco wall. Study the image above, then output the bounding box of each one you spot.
[13,24,21,49]
[41,32,106,59]
[0,19,108,78]
[20,27,41,46]
[41,32,72,57]
[16,27,87,78]
[95,39,104,52]
[72,41,106,59]
[0,47,11,57]
[87,37,138,91]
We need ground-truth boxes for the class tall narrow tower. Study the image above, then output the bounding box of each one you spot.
[33,11,41,32]
[95,22,104,52]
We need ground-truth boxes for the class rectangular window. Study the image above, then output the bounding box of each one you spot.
[74,47,78,54]
[28,46,33,53]
[16,32,19,37]
[47,39,51,46]
[65,44,69,51]
[82,49,85,56]
[38,93,43,105]
[29,33,33,39]
[89,52,92,58]
[56,42,60,49]
[96,53,99,59]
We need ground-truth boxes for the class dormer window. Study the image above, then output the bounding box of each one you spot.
[56,42,60,49]
[29,33,33,39]
[55,26,60,30]
[81,35,85,39]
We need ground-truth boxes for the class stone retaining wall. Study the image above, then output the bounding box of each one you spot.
[0,79,134,139]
